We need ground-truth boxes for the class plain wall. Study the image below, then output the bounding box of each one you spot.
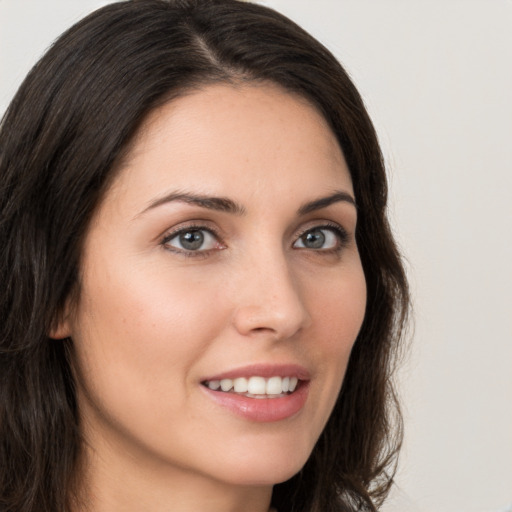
[1,1,511,511]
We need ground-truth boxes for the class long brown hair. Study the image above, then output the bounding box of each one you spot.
[0,1,409,511]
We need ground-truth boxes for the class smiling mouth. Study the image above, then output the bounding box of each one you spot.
[202,376,300,398]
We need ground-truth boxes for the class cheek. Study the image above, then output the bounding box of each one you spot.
[70,261,225,386]
[302,261,366,425]
[311,262,367,352]
[69,263,233,450]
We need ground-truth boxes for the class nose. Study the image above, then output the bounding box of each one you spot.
[231,250,311,340]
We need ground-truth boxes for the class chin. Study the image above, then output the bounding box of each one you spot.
[208,441,312,487]
[220,465,304,488]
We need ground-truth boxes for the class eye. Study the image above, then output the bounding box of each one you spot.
[162,227,222,253]
[293,225,347,251]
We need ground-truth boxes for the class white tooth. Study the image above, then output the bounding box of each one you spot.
[282,377,290,392]
[233,377,248,393]
[247,376,266,395]
[289,377,298,392]
[220,378,233,392]
[266,376,283,395]
[208,380,220,390]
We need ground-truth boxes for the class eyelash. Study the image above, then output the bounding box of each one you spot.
[294,222,349,254]
[160,223,224,259]
[160,222,349,258]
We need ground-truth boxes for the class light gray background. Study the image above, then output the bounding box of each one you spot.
[1,1,511,511]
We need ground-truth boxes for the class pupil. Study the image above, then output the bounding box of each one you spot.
[180,230,204,250]
[303,230,325,249]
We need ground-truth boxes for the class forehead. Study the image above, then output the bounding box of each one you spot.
[110,82,352,209]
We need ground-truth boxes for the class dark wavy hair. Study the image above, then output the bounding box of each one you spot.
[0,1,409,511]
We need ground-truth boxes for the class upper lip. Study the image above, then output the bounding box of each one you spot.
[201,363,311,382]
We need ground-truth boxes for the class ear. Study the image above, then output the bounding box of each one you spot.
[49,317,71,340]
[48,303,73,340]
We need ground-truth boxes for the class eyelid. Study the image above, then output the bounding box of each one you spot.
[293,221,350,250]
[160,222,225,256]
[158,219,351,257]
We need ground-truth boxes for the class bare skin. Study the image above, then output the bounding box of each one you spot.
[54,83,366,512]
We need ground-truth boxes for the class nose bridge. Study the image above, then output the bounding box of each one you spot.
[232,243,310,338]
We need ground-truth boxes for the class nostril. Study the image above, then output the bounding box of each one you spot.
[231,283,310,338]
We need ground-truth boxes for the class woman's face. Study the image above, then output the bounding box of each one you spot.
[60,83,366,489]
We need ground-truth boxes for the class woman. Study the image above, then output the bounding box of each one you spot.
[0,1,409,511]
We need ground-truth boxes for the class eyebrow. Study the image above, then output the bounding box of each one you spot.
[297,191,356,215]
[139,189,355,218]
[140,191,246,216]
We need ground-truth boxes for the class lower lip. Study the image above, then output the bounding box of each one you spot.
[201,382,309,422]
